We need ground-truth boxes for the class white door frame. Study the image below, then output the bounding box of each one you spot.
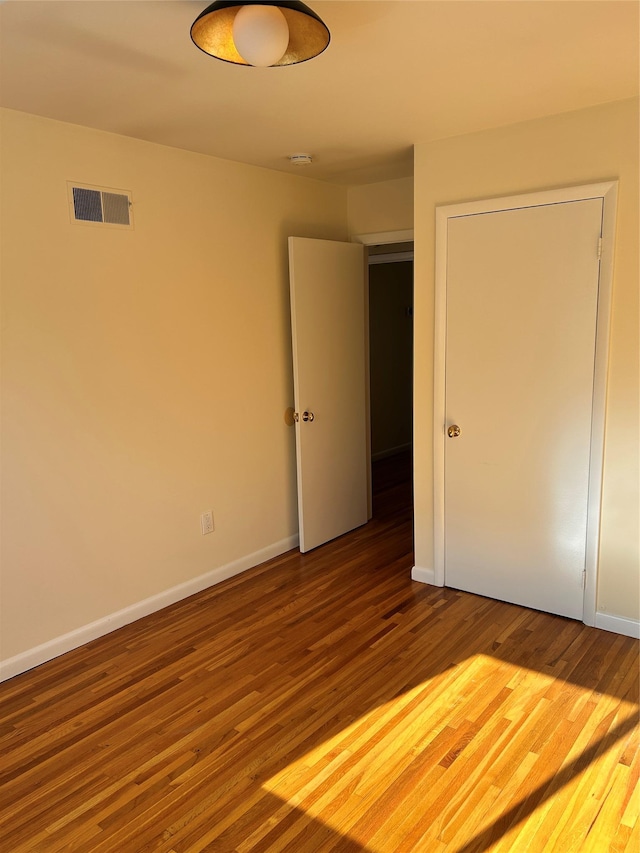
[352,230,415,247]
[433,182,617,627]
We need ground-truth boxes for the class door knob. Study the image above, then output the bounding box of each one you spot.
[294,411,315,423]
[447,424,461,438]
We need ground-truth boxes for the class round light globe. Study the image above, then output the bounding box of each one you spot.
[233,5,290,67]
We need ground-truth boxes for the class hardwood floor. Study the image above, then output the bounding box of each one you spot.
[0,452,638,852]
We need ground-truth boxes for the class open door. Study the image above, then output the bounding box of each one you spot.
[288,237,368,552]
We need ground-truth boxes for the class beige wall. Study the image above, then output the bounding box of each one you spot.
[348,177,413,237]
[414,98,639,622]
[2,97,637,669]
[0,109,348,662]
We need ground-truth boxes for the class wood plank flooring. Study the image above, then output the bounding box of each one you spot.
[0,453,638,852]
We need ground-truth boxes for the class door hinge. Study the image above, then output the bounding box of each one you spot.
[597,237,603,260]
[582,569,587,589]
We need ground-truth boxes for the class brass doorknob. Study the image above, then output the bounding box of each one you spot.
[447,424,461,438]
[294,411,315,423]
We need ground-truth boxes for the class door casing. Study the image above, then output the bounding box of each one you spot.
[432,182,618,627]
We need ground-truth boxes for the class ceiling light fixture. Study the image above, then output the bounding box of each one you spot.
[190,2,330,67]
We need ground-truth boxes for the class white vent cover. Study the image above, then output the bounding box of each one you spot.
[68,182,133,228]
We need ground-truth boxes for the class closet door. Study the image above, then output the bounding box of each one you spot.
[443,198,603,619]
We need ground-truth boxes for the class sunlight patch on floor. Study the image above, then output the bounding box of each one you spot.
[256,652,638,852]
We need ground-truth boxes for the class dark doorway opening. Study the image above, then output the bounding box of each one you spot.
[368,246,413,526]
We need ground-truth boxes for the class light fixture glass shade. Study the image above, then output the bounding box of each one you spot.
[190,1,330,66]
[232,5,289,67]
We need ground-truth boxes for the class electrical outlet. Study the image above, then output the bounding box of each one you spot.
[200,510,214,535]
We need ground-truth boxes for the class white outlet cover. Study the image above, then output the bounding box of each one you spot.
[200,511,214,535]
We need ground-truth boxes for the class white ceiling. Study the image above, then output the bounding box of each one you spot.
[1,0,638,185]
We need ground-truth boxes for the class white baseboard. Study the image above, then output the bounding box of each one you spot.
[595,611,640,639]
[411,565,438,585]
[371,443,412,462]
[4,544,633,683]
[0,535,299,683]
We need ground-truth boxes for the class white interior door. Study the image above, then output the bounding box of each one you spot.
[288,237,368,552]
[443,198,603,619]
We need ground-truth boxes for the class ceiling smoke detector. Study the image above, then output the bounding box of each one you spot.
[288,153,313,166]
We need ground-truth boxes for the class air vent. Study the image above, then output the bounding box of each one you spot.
[68,183,133,228]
